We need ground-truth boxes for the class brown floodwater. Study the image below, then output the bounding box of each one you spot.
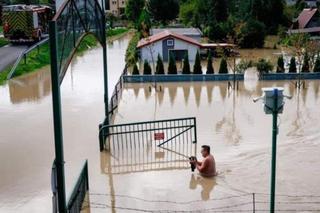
[1,37,320,213]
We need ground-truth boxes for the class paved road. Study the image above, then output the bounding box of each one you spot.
[0,44,28,73]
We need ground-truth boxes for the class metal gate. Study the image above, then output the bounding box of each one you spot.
[99,117,197,174]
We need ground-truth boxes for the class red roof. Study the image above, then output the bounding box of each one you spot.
[137,30,202,48]
[297,8,318,29]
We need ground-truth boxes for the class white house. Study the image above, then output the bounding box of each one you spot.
[137,30,201,63]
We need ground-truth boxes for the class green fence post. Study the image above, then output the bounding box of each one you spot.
[102,12,109,126]
[270,89,278,213]
[49,20,67,213]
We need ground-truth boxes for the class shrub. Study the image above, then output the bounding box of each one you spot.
[182,53,191,74]
[235,59,253,73]
[219,58,228,74]
[156,54,165,74]
[276,56,285,73]
[256,59,273,76]
[301,53,310,73]
[125,32,141,66]
[143,60,152,75]
[206,51,214,74]
[193,51,202,74]
[289,57,297,73]
[168,53,177,74]
[132,64,140,75]
[313,57,320,73]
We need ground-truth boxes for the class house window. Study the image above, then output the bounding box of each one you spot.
[167,39,174,46]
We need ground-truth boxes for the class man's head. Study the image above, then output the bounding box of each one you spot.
[201,145,210,157]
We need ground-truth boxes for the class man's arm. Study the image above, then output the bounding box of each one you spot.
[196,158,208,173]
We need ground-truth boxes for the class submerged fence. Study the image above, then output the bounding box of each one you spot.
[87,192,320,212]
[109,66,128,115]
[66,160,89,213]
[99,117,197,174]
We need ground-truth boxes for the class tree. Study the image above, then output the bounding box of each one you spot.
[132,64,140,75]
[301,53,310,73]
[147,0,179,24]
[137,9,152,38]
[143,60,152,75]
[237,18,266,48]
[193,51,202,74]
[289,57,297,73]
[125,0,145,25]
[182,53,191,74]
[206,51,214,74]
[156,54,165,75]
[215,0,228,22]
[219,58,228,74]
[276,56,285,73]
[314,57,320,72]
[168,53,177,74]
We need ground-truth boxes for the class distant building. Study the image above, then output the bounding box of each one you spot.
[150,28,203,42]
[137,30,201,63]
[107,0,126,17]
[289,8,320,36]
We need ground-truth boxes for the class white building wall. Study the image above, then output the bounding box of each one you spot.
[140,40,163,63]
[174,39,199,62]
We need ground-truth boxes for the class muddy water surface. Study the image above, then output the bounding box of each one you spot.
[0,38,320,213]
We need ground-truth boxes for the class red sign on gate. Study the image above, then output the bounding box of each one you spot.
[154,132,165,140]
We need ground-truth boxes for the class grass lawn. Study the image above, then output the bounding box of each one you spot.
[107,28,129,37]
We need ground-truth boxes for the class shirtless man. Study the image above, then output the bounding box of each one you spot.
[190,145,217,177]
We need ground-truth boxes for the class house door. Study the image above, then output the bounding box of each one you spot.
[169,49,188,61]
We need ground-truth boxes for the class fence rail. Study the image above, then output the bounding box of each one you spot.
[109,65,128,115]
[66,160,89,213]
[7,38,49,80]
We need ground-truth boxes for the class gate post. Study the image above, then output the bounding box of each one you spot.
[49,21,67,213]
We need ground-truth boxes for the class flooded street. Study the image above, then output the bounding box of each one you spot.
[1,37,320,212]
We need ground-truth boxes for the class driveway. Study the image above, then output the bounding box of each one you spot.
[0,44,28,72]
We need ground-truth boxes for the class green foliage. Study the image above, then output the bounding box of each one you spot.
[219,58,228,74]
[0,37,9,48]
[125,32,140,66]
[156,54,165,74]
[235,59,253,73]
[256,58,273,75]
[237,18,266,48]
[168,53,177,74]
[137,9,151,38]
[193,51,202,74]
[132,64,140,75]
[313,57,320,73]
[107,28,128,37]
[147,0,179,24]
[289,57,297,73]
[125,0,145,25]
[276,56,285,73]
[143,60,152,75]
[179,0,197,26]
[182,53,191,74]
[302,53,310,73]
[206,52,214,74]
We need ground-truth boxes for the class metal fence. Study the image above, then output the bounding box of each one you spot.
[7,38,49,80]
[99,117,197,174]
[66,160,89,213]
[109,65,128,115]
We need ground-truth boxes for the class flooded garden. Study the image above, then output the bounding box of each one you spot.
[0,33,320,212]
